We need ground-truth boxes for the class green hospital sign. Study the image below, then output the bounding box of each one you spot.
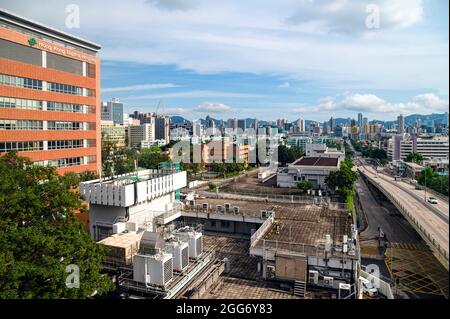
[28,38,37,47]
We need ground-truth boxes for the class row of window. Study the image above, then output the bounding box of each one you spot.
[47,101,83,113]
[0,120,95,130]
[47,82,83,95]
[0,74,42,90]
[49,157,82,167]
[0,140,95,152]
[48,139,83,150]
[0,119,43,130]
[0,74,94,97]
[0,38,97,76]
[0,141,44,152]
[0,97,95,113]
[0,97,43,110]
[47,121,83,130]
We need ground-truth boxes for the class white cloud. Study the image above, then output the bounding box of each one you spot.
[287,0,423,35]
[2,0,446,93]
[102,83,179,93]
[278,82,290,88]
[194,102,234,114]
[294,93,449,115]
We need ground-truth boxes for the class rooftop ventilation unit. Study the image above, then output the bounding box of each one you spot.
[133,252,173,287]
[224,203,231,212]
[216,205,223,212]
[166,240,189,272]
[202,203,209,210]
[233,206,240,213]
[174,229,203,259]
[260,210,268,219]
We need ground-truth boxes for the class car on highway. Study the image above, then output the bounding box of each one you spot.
[427,197,438,204]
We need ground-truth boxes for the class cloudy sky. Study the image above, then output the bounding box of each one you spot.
[1,0,448,121]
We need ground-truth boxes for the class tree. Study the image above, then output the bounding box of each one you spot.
[0,152,113,298]
[208,182,217,191]
[405,152,425,164]
[138,148,169,170]
[325,159,357,202]
[296,180,313,193]
[278,145,304,166]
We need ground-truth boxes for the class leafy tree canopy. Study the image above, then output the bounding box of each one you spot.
[0,152,113,298]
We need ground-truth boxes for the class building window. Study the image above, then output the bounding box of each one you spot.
[0,39,42,66]
[47,82,83,95]
[47,140,83,150]
[48,121,83,130]
[47,157,82,168]
[0,97,43,110]
[47,102,83,113]
[46,52,83,75]
[0,141,44,152]
[0,74,42,90]
[0,119,43,130]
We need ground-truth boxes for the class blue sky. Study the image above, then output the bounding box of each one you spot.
[1,0,448,121]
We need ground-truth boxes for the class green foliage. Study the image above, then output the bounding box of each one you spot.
[138,148,169,170]
[101,136,139,177]
[296,180,313,193]
[325,158,358,203]
[208,182,217,191]
[418,167,449,196]
[277,145,304,166]
[343,140,354,159]
[405,152,426,164]
[352,140,387,164]
[211,161,245,176]
[326,140,341,150]
[0,152,113,298]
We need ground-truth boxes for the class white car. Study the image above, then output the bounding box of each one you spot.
[427,197,438,204]
[360,277,378,297]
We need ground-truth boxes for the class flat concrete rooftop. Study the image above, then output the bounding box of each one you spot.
[191,198,354,258]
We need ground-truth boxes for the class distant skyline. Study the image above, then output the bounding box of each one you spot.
[1,0,448,121]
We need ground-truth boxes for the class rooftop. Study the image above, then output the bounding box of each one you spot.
[0,8,101,52]
[292,157,339,167]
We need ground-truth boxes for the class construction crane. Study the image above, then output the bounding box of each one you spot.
[155,99,166,117]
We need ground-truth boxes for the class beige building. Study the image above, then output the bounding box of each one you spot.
[128,123,155,148]
[101,120,126,147]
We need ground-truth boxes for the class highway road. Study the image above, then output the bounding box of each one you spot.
[358,164,449,264]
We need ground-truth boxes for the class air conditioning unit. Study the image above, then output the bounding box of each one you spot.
[309,270,319,285]
[113,222,126,234]
[323,276,334,287]
[167,240,189,272]
[224,203,231,211]
[233,206,240,213]
[202,203,209,210]
[260,210,268,218]
[133,252,173,287]
[174,230,203,259]
[216,205,223,212]
[188,200,195,207]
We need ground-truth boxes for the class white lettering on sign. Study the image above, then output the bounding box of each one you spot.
[37,42,96,64]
